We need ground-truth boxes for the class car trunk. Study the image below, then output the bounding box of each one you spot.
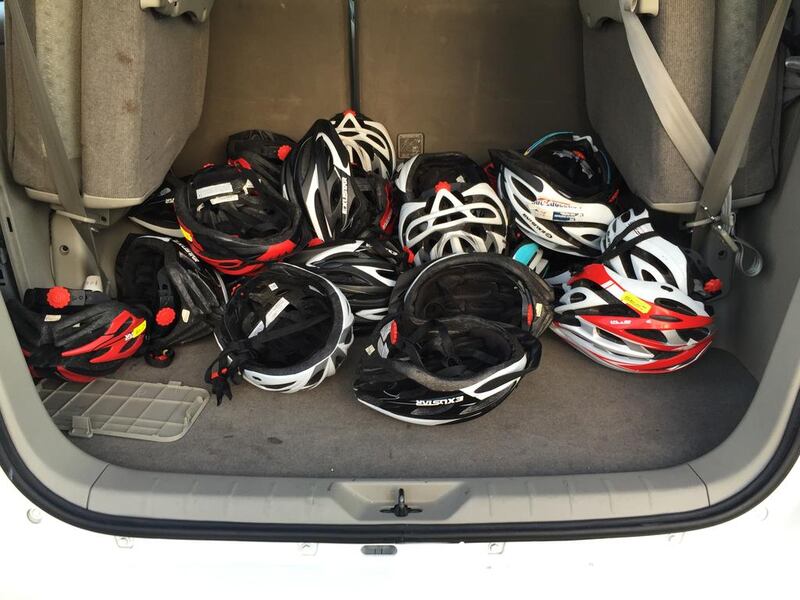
[0,0,799,537]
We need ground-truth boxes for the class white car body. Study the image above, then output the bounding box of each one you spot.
[2,456,797,598]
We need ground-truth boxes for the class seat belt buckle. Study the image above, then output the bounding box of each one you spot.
[53,209,98,226]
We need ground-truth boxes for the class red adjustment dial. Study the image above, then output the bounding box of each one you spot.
[389,320,399,345]
[230,157,252,170]
[434,181,452,193]
[46,286,71,309]
[343,108,357,117]
[704,278,723,294]
[277,144,292,161]
[155,307,177,327]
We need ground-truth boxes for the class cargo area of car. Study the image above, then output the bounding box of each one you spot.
[1,0,799,531]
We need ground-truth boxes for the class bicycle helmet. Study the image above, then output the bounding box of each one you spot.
[331,109,395,178]
[206,263,354,402]
[398,180,508,265]
[512,242,549,276]
[600,208,723,300]
[389,253,554,337]
[551,263,714,373]
[491,132,619,257]
[115,234,228,366]
[226,129,295,197]
[174,163,304,276]
[286,239,404,331]
[8,287,147,382]
[127,176,183,237]
[394,152,485,205]
[353,314,542,425]
[282,119,390,243]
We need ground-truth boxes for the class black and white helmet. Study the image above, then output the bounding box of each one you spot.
[127,176,183,237]
[286,239,405,331]
[226,129,295,197]
[397,180,508,265]
[331,109,395,178]
[115,234,228,366]
[394,152,485,204]
[353,314,541,425]
[206,263,354,402]
[389,253,554,338]
[491,132,618,257]
[282,119,389,242]
[601,208,723,300]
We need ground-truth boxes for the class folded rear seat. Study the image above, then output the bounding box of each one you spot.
[582,0,783,213]
[5,0,210,209]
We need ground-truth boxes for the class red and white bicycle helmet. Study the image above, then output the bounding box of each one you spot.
[551,263,714,373]
[331,109,395,178]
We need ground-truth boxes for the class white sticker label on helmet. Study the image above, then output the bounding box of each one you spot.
[268,282,279,291]
[44,314,62,322]
[196,182,234,200]
[248,297,290,338]
[181,309,191,323]
[365,345,375,355]
[209,194,240,205]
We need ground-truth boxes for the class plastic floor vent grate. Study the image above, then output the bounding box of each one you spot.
[38,378,209,442]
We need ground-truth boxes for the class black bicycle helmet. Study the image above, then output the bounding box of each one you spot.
[282,119,390,243]
[127,175,183,237]
[8,287,148,382]
[330,109,395,178]
[226,129,295,197]
[286,239,405,331]
[353,314,541,425]
[174,163,304,276]
[115,234,228,366]
[389,253,554,337]
[207,263,354,403]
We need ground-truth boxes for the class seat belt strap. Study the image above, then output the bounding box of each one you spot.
[617,0,714,185]
[691,0,791,253]
[618,0,790,278]
[6,0,108,289]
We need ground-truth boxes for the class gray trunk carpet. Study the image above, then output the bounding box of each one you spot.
[70,333,756,478]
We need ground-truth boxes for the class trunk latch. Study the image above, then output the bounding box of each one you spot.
[380,488,422,518]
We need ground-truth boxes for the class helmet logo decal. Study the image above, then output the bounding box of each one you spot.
[415,395,464,407]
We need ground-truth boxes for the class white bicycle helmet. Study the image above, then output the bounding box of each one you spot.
[397,180,508,265]
[490,132,618,257]
[206,263,354,402]
[331,109,395,178]
[551,263,714,373]
[600,208,723,300]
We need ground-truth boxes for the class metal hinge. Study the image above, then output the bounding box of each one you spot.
[140,0,214,23]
